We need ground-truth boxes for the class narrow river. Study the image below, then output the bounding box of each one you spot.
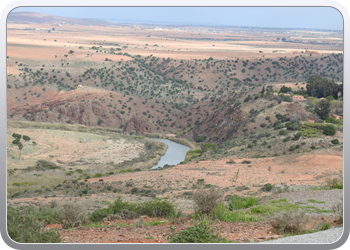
[150,138,190,169]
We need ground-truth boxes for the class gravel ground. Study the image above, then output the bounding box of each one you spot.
[260,227,344,243]
[258,189,344,244]
[262,189,343,216]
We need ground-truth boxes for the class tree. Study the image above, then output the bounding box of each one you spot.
[12,134,30,159]
[68,50,74,54]
[279,85,292,93]
[260,86,265,97]
[314,99,331,120]
[12,133,21,139]
[23,135,31,142]
[306,75,340,99]
[265,85,273,97]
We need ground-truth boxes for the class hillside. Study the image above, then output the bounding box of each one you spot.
[6,52,343,140]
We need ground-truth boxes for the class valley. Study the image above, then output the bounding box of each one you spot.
[6,11,344,244]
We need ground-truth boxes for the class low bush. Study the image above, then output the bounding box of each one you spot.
[331,139,339,145]
[325,171,343,189]
[192,186,224,216]
[137,199,176,217]
[241,160,251,164]
[89,197,175,223]
[332,198,343,223]
[261,183,273,192]
[285,121,301,130]
[323,125,336,136]
[283,136,291,142]
[7,206,62,243]
[169,214,231,243]
[274,123,285,130]
[35,160,60,171]
[227,195,258,210]
[279,130,288,135]
[293,132,302,141]
[214,204,261,222]
[325,117,336,124]
[59,203,90,229]
[270,211,309,234]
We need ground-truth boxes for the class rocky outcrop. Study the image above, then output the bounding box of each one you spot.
[123,116,155,134]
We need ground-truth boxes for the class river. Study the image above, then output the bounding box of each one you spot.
[150,138,190,169]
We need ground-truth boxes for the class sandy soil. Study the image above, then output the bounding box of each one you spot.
[80,153,343,197]
[7,127,145,169]
[7,22,342,64]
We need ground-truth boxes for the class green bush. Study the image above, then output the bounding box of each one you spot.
[274,123,285,130]
[227,195,258,210]
[7,206,62,243]
[214,204,260,222]
[89,197,138,222]
[137,199,176,217]
[285,121,301,130]
[279,130,288,135]
[261,183,273,192]
[196,135,207,142]
[35,160,60,171]
[283,136,291,142]
[325,117,336,124]
[89,197,175,222]
[93,173,104,178]
[323,125,336,136]
[331,139,339,145]
[293,132,302,141]
[321,223,331,231]
[169,215,230,243]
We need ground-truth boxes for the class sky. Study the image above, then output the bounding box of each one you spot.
[10,7,343,30]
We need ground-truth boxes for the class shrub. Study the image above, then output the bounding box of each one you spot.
[93,173,103,178]
[321,223,331,231]
[279,130,288,135]
[285,121,301,130]
[332,198,343,223]
[270,211,309,234]
[227,195,258,210]
[283,136,291,142]
[323,125,336,136]
[214,204,260,222]
[35,160,60,171]
[59,203,89,229]
[169,214,230,243]
[137,199,176,217]
[289,146,296,151]
[325,171,343,189]
[192,186,224,216]
[89,197,138,222]
[261,183,273,192]
[293,132,302,141]
[325,117,336,124]
[196,135,207,142]
[274,123,284,130]
[331,139,339,145]
[7,206,62,243]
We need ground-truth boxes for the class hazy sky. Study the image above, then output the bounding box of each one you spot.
[11,7,343,30]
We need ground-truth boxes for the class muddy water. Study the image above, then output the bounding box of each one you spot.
[150,138,190,169]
